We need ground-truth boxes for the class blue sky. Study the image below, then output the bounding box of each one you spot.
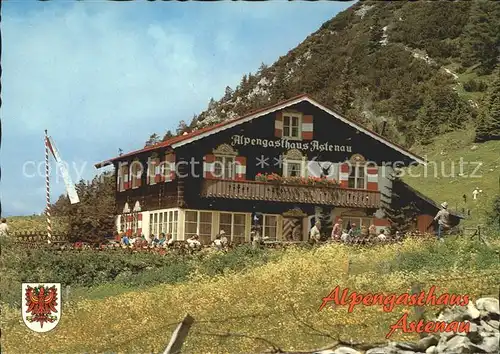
[1,0,354,216]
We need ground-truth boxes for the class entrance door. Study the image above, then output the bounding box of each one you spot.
[283,217,303,241]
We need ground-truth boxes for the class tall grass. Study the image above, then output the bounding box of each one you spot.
[2,237,498,353]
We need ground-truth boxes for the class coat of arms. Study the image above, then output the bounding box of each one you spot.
[22,283,61,332]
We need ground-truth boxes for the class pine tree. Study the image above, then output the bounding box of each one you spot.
[258,62,268,74]
[162,130,174,141]
[144,133,160,147]
[271,68,288,101]
[475,69,500,142]
[239,74,249,92]
[208,98,217,111]
[368,18,383,55]
[461,1,500,75]
[336,58,355,115]
[176,120,188,135]
[53,173,116,243]
[223,86,234,102]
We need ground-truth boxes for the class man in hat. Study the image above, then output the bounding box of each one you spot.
[434,202,450,241]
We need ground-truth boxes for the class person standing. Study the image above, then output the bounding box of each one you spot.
[434,202,450,241]
[310,221,321,244]
[0,218,10,238]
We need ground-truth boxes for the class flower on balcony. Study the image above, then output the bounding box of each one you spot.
[255,173,339,187]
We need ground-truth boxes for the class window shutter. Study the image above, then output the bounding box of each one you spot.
[127,214,133,236]
[117,164,122,191]
[137,213,143,236]
[366,167,379,191]
[339,163,349,188]
[302,115,313,140]
[154,158,161,183]
[204,154,215,179]
[159,157,166,183]
[235,156,247,180]
[275,111,283,138]
[147,157,151,185]
[165,153,176,182]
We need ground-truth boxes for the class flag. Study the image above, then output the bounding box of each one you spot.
[47,136,80,204]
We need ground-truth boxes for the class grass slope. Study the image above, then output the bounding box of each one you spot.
[2,238,499,353]
[405,128,500,228]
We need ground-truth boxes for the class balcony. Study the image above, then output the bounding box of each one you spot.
[201,179,381,208]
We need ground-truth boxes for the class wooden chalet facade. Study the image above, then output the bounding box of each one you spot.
[96,94,455,244]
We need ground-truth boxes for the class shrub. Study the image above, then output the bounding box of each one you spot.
[463,79,488,92]
[0,242,282,308]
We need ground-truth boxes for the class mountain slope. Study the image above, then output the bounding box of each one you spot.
[168,1,499,148]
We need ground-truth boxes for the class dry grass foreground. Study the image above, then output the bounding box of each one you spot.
[2,238,499,353]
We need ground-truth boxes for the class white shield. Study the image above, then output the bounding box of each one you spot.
[22,283,61,333]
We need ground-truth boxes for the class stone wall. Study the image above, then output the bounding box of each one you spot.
[315,297,499,354]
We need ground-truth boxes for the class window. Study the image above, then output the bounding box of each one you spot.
[149,209,179,239]
[122,213,139,236]
[131,161,142,189]
[263,215,278,241]
[148,158,156,185]
[119,215,125,233]
[159,212,164,233]
[150,213,159,237]
[283,113,301,139]
[214,156,235,179]
[118,164,128,191]
[132,213,139,235]
[185,210,213,245]
[283,149,306,178]
[160,156,172,181]
[348,163,366,189]
[284,161,302,177]
[342,217,372,230]
[170,210,179,239]
[219,213,247,245]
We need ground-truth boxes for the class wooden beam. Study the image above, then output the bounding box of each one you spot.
[163,314,195,354]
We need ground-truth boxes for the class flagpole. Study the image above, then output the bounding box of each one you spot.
[45,130,52,244]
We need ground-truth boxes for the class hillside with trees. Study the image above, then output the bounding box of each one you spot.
[153,1,500,147]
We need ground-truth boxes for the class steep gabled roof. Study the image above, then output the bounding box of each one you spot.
[401,181,464,219]
[95,94,426,168]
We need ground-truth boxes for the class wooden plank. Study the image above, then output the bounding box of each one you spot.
[163,314,195,354]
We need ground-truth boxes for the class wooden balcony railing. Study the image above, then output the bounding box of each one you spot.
[201,179,381,208]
